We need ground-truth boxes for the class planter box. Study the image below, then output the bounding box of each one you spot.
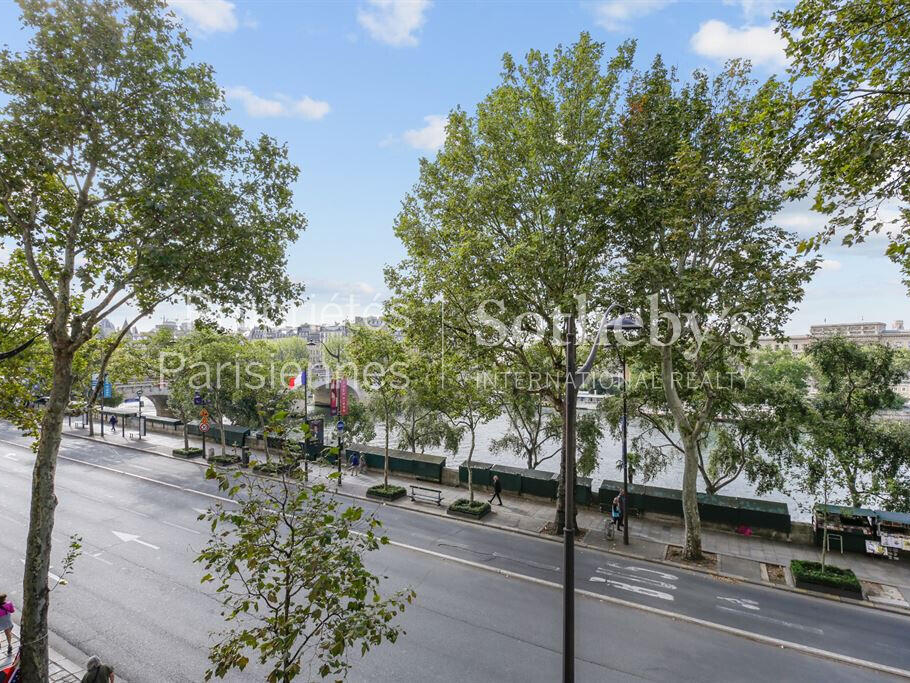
[366,485,407,501]
[447,499,491,519]
[208,454,241,466]
[172,448,203,459]
[793,577,864,599]
[790,560,863,599]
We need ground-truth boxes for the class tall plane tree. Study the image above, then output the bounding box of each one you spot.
[387,33,633,532]
[0,1,304,676]
[605,59,815,559]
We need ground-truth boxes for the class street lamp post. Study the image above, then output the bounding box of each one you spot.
[136,389,143,440]
[605,314,643,546]
[562,303,639,681]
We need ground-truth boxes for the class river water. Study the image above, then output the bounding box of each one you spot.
[365,410,811,521]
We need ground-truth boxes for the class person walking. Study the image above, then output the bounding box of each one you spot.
[612,492,625,531]
[489,475,503,506]
[108,414,117,433]
[348,452,359,476]
[0,594,14,657]
[81,656,115,683]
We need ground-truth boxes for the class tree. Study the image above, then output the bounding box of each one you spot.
[0,1,304,675]
[794,337,910,509]
[604,58,815,560]
[425,354,499,503]
[491,383,561,471]
[387,33,635,532]
[346,327,407,489]
[775,0,910,285]
[603,349,810,496]
[197,468,413,682]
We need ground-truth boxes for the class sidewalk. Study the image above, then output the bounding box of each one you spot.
[63,420,910,610]
[1,623,85,682]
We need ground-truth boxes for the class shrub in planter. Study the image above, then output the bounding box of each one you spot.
[172,447,203,459]
[366,484,407,501]
[208,453,241,466]
[251,461,297,476]
[447,498,491,519]
[790,560,863,597]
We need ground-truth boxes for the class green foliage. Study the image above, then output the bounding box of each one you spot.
[603,56,813,558]
[603,350,811,495]
[366,484,407,500]
[347,327,408,487]
[448,499,491,517]
[776,0,910,285]
[793,336,910,509]
[790,560,862,593]
[198,470,413,681]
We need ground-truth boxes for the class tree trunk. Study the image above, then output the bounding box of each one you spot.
[467,430,475,503]
[383,414,390,488]
[660,346,702,560]
[680,432,703,560]
[182,419,189,450]
[20,347,74,681]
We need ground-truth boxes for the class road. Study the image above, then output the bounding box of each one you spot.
[0,423,907,681]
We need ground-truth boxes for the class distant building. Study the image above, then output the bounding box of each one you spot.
[758,320,910,402]
[758,320,910,354]
[97,318,116,339]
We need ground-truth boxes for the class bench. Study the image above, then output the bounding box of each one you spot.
[410,484,443,506]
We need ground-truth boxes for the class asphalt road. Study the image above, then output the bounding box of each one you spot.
[0,423,907,682]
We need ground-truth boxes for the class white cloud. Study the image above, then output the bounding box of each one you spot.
[722,0,786,20]
[169,0,239,33]
[225,87,331,120]
[690,20,787,66]
[400,114,447,151]
[357,0,430,47]
[593,0,675,32]
[820,259,842,271]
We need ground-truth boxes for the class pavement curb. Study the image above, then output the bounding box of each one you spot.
[58,429,910,619]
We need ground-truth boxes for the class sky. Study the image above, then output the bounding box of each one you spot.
[0,0,907,334]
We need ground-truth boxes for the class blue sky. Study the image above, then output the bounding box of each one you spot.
[1,0,907,333]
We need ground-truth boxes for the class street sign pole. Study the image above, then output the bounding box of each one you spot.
[336,420,345,487]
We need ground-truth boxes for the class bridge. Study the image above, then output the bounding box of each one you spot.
[115,370,361,418]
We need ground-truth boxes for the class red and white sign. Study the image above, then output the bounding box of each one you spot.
[329,379,338,416]
[339,378,349,416]
[199,422,210,433]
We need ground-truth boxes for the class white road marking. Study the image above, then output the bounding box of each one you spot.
[116,506,150,518]
[604,579,675,601]
[596,566,676,591]
[718,596,760,611]
[715,606,824,634]
[161,520,200,535]
[87,552,113,566]
[2,434,906,678]
[5,453,17,460]
[111,530,160,550]
[129,464,153,472]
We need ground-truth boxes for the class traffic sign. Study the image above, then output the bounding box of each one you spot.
[199,422,210,433]
[200,408,209,419]
[336,420,344,432]
[102,381,112,399]
[194,392,203,406]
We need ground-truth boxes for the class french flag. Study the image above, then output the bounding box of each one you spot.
[288,370,306,389]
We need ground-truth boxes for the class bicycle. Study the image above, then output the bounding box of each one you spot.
[604,515,619,540]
